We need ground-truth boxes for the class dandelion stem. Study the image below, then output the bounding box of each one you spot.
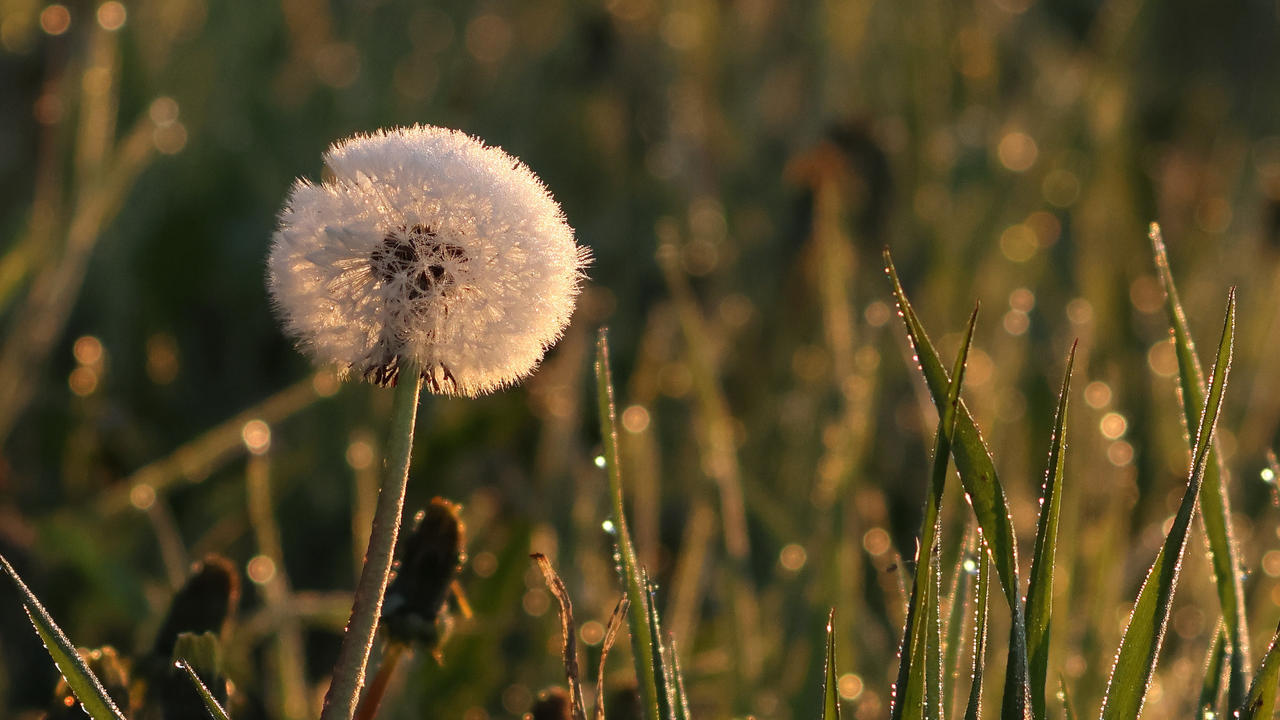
[321,365,423,720]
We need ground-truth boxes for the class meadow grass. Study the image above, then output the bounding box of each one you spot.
[3,2,1280,720]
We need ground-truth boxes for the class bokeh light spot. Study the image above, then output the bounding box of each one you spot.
[96,2,125,31]
[779,543,807,572]
[997,131,1038,172]
[1084,381,1112,409]
[1147,340,1178,378]
[838,673,864,701]
[1000,224,1038,262]
[73,336,103,365]
[346,439,374,470]
[580,620,605,646]
[40,5,71,36]
[247,555,276,584]
[129,483,156,511]
[1100,412,1127,439]
[241,419,271,455]
[621,405,651,433]
[862,528,891,556]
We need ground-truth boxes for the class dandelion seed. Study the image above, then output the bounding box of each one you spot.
[268,125,590,397]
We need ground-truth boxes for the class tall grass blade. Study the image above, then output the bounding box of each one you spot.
[0,553,127,720]
[1100,289,1235,720]
[1200,627,1226,718]
[1058,676,1077,720]
[883,251,1020,608]
[1150,223,1251,708]
[595,329,662,720]
[1239,621,1280,720]
[963,541,990,720]
[883,254,1032,719]
[669,636,692,720]
[176,660,232,720]
[823,609,842,720]
[944,527,976,718]
[893,304,977,720]
[926,543,944,720]
[1024,342,1076,719]
[642,570,675,720]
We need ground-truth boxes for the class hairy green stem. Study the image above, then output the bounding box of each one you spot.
[321,366,423,720]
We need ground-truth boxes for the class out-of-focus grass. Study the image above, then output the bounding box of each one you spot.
[1,0,1279,718]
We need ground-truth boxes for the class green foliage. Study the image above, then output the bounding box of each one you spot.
[893,305,976,720]
[0,554,127,720]
[1100,290,1235,720]
[2,2,1279,718]
[822,610,841,720]
[175,659,232,720]
[1239,622,1280,720]
[963,545,990,720]
[1151,225,1251,708]
[1025,344,1075,719]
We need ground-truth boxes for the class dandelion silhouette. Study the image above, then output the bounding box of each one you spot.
[266,125,588,720]
[268,125,590,397]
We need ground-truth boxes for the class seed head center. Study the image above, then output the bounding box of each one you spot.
[371,224,467,301]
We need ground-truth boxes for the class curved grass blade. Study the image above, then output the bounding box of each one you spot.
[595,594,630,720]
[176,660,232,720]
[0,553,127,720]
[1150,223,1250,708]
[883,249,1020,609]
[823,609,841,720]
[1239,620,1280,720]
[1199,627,1226,718]
[884,254,1031,719]
[596,330,662,720]
[1024,342,1077,719]
[532,553,589,720]
[893,304,977,720]
[1100,289,1235,720]
[963,541,991,720]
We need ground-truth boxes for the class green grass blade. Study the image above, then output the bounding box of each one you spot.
[0,553,127,720]
[1058,676,1077,720]
[1239,621,1280,720]
[641,570,675,720]
[883,249,1020,609]
[1200,627,1226,718]
[1024,342,1077,720]
[893,305,978,720]
[963,541,991,720]
[595,329,662,720]
[926,543,944,720]
[1100,289,1235,720]
[1150,223,1250,708]
[944,527,977,717]
[176,660,232,720]
[669,636,691,720]
[823,609,842,720]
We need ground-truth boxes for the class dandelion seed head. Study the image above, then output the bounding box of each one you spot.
[268,125,590,397]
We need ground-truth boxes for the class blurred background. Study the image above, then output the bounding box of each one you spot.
[1,0,1280,717]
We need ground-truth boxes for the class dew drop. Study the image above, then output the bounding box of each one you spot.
[602,519,616,534]
[594,455,607,469]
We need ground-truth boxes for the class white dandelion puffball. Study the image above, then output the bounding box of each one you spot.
[268,125,589,397]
